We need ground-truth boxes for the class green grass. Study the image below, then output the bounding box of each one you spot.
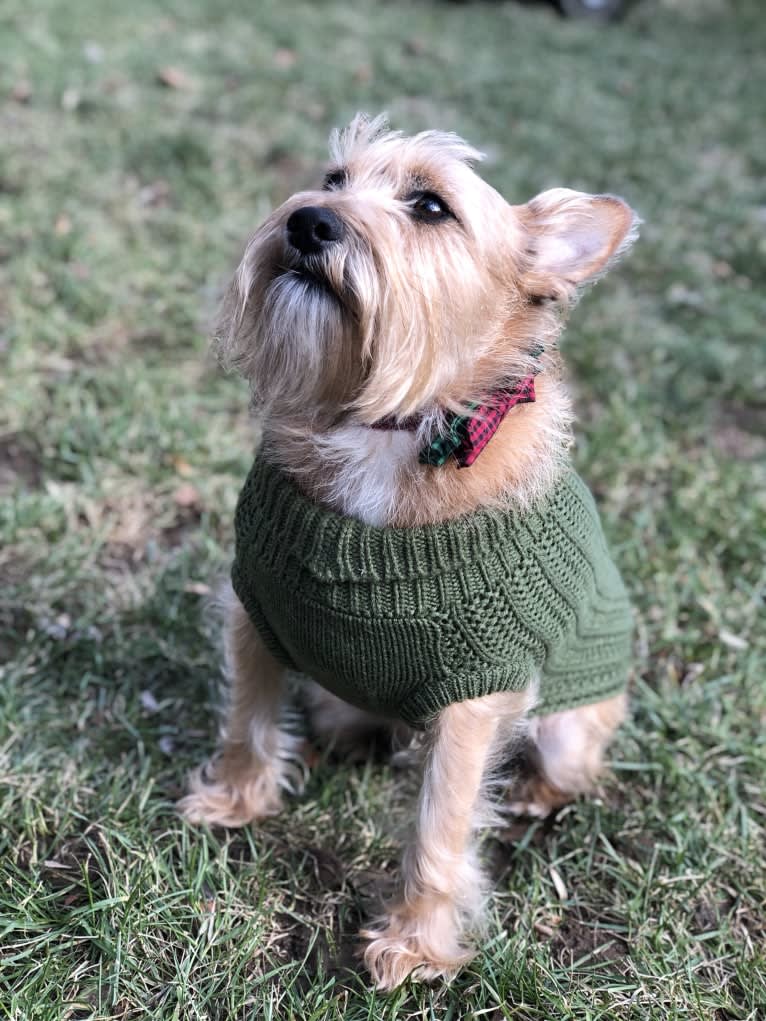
[1,0,765,1017]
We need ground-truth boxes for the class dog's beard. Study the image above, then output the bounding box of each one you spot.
[280,251,344,300]
[248,250,367,420]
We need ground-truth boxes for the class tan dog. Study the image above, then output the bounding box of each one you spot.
[179,115,638,990]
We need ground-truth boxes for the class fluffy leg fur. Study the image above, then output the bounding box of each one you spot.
[362,689,534,990]
[508,692,627,817]
[178,585,302,827]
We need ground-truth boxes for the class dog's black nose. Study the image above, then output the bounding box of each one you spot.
[286,206,344,255]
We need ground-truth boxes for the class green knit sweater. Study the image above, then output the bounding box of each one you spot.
[231,458,632,729]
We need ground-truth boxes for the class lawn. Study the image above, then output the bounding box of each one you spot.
[1,0,764,1017]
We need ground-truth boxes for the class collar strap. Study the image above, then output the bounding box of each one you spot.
[369,343,544,469]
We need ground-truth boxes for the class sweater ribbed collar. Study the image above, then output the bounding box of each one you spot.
[237,456,571,586]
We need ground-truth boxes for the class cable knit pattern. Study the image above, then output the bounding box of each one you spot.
[231,457,632,729]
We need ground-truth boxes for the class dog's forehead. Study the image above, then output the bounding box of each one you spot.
[332,125,485,189]
[320,118,519,235]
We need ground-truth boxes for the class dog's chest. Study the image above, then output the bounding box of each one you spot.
[304,426,421,526]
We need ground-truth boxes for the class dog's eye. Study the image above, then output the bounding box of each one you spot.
[323,169,347,191]
[408,191,453,222]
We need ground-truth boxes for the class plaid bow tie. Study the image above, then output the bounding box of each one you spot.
[419,375,536,468]
[369,344,543,468]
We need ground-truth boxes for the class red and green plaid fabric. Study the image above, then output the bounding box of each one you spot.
[370,345,544,468]
[419,375,537,468]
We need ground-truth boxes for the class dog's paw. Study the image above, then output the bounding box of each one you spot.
[361,907,473,991]
[506,775,572,819]
[178,762,282,828]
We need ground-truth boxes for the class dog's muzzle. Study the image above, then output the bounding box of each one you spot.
[286,206,344,255]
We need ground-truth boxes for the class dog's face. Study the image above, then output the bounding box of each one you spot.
[219,114,637,427]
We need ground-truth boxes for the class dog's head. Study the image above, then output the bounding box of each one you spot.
[218,114,637,428]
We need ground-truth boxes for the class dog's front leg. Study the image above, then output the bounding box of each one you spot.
[179,584,302,828]
[362,690,532,990]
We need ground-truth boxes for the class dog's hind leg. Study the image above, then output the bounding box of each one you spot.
[178,584,302,828]
[508,692,627,817]
[362,688,534,990]
[305,681,414,761]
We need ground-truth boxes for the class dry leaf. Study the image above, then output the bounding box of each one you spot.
[11,80,32,103]
[156,66,192,90]
[172,483,201,508]
[139,690,160,713]
[549,865,568,902]
[712,260,732,278]
[61,88,80,111]
[138,180,171,207]
[299,740,321,769]
[273,48,297,69]
[404,39,426,56]
[719,629,748,651]
[172,455,193,477]
[83,41,104,64]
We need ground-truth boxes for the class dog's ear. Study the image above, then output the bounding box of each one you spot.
[521,188,638,290]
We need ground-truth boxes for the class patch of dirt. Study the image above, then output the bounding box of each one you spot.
[159,504,203,549]
[271,837,393,905]
[731,902,766,944]
[0,431,44,492]
[486,815,554,876]
[96,488,204,573]
[550,910,630,967]
[278,873,384,990]
[281,903,368,987]
[99,541,149,573]
[611,830,657,864]
[713,403,766,460]
[296,844,347,892]
[0,551,39,588]
[261,837,394,987]
[0,602,36,662]
[712,424,766,460]
[692,898,722,933]
[36,830,111,906]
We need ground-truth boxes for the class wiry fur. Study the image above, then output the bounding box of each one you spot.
[362,688,535,987]
[178,583,304,827]
[215,114,636,526]
[181,114,639,990]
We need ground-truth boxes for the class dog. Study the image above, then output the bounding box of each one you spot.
[179,114,638,990]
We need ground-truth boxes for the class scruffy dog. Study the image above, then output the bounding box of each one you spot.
[179,115,638,990]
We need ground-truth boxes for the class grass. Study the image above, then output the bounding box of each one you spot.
[1,0,764,1017]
